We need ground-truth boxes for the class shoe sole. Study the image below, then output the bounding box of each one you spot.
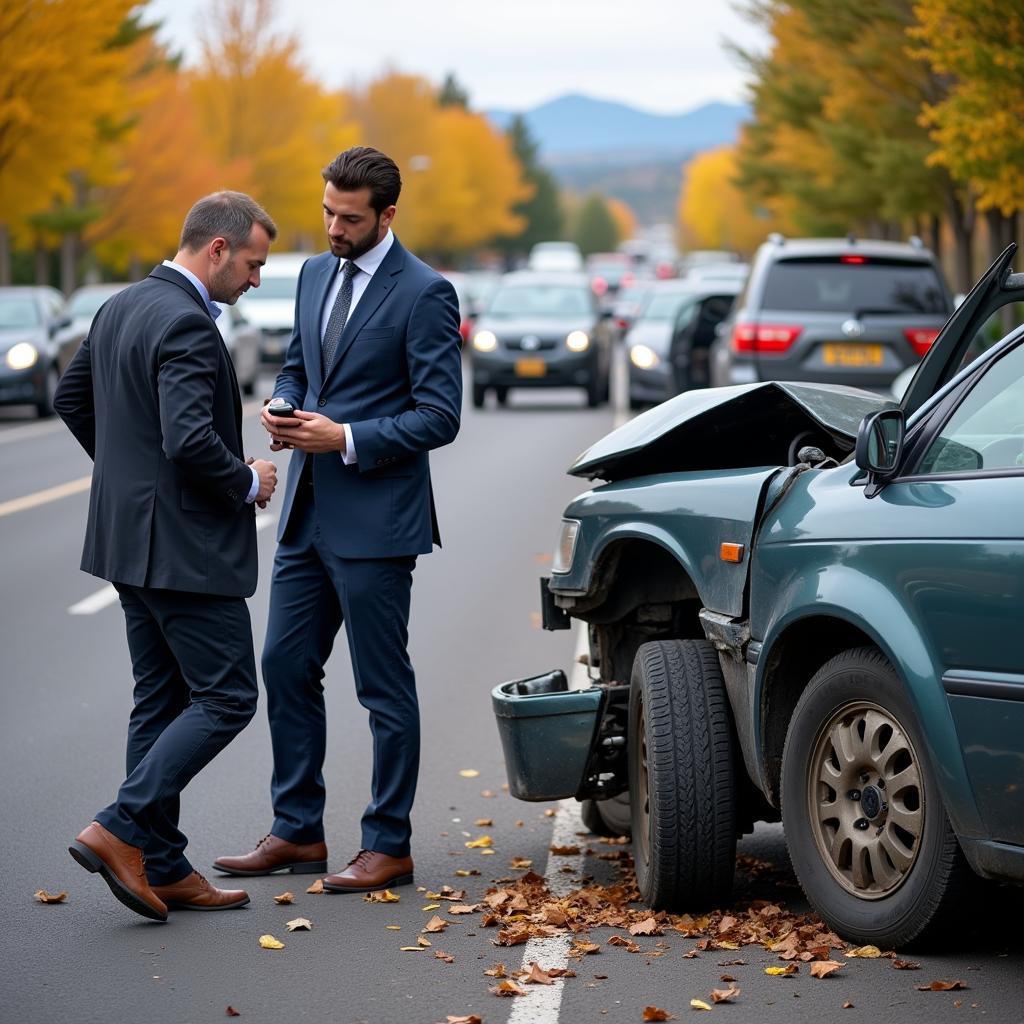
[210,860,328,877]
[68,842,168,922]
[322,873,414,894]
[163,895,251,911]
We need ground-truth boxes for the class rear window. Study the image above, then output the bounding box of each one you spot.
[761,257,948,315]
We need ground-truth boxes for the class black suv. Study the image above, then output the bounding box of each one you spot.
[711,236,953,391]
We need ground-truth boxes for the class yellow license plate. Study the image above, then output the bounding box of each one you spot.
[822,343,884,367]
[515,358,547,378]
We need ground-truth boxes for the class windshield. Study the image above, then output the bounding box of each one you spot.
[486,285,592,317]
[641,292,692,320]
[0,297,40,329]
[245,276,299,301]
[69,290,119,318]
[762,258,948,314]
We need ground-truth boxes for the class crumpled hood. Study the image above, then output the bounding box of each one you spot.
[570,381,893,480]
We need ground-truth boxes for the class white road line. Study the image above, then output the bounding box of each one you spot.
[507,623,592,1024]
[68,584,118,616]
[0,475,91,518]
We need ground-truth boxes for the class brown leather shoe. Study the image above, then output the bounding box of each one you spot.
[151,871,249,911]
[322,849,414,893]
[69,822,168,922]
[212,833,328,876]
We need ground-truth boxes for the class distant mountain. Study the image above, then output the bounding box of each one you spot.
[487,94,748,161]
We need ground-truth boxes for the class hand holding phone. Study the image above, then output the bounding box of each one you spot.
[266,397,296,418]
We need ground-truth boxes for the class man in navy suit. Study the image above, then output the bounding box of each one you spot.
[56,192,279,920]
[214,148,462,892]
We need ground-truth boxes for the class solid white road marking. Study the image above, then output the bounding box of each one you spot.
[0,475,91,518]
[68,584,118,616]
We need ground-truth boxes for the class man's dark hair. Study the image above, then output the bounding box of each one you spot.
[322,147,402,213]
[179,191,277,252]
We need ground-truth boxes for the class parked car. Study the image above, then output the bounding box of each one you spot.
[56,283,128,370]
[527,242,584,274]
[215,302,262,396]
[0,286,78,417]
[711,236,953,392]
[585,252,635,302]
[469,271,613,408]
[684,261,749,286]
[492,244,1024,948]
[611,279,653,338]
[236,251,309,365]
[627,279,741,408]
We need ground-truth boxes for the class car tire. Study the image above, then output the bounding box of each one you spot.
[586,374,603,408]
[471,382,486,409]
[580,791,632,838]
[36,364,59,418]
[629,639,737,909]
[241,376,256,397]
[781,646,968,948]
[495,386,509,407]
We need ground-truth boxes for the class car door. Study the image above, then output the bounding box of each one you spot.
[889,336,1024,845]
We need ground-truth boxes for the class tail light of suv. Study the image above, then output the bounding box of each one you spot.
[904,327,940,357]
[731,323,803,354]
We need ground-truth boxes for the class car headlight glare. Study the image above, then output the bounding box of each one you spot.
[6,342,39,370]
[473,330,498,352]
[629,344,659,370]
[566,330,589,352]
[552,518,581,575]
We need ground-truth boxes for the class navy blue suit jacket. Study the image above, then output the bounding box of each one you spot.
[273,238,462,558]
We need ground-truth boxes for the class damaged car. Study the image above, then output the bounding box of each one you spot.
[492,245,1024,947]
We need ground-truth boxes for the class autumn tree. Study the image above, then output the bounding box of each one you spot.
[606,197,638,246]
[573,194,620,255]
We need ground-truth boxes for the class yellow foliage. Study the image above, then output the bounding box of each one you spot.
[606,198,637,244]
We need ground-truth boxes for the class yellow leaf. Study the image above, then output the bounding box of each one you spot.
[844,945,882,958]
[273,891,294,904]
[423,903,441,911]
[259,934,285,949]
[399,946,427,952]
[716,940,740,950]
[480,849,496,855]
[363,889,400,903]
[465,835,493,849]
[285,917,312,931]
[475,818,493,827]
[306,879,325,894]
[459,769,480,778]
[691,999,712,1011]
[34,889,68,904]
[765,966,797,976]
[385,925,401,931]
[454,869,475,877]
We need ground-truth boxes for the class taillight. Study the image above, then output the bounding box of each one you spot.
[622,272,636,288]
[904,327,939,357]
[459,319,471,343]
[731,323,802,354]
[592,277,608,296]
[840,255,868,264]
[616,318,628,330]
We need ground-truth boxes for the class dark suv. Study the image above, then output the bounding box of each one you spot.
[711,236,953,391]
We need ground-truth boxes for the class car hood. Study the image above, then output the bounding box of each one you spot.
[570,381,893,480]
[0,327,47,351]
[475,315,592,337]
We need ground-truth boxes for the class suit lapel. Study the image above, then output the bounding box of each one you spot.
[321,241,405,389]
[306,256,338,392]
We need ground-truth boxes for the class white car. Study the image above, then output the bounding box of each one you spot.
[528,242,584,274]
[237,252,310,365]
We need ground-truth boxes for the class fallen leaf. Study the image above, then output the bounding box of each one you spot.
[400,946,427,952]
[423,903,442,911]
[454,869,480,877]
[385,925,401,931]
[550,844,581,855]
[363,889,400,903]
[258,935,284,950]
[544,808,557,817]
[810,961,844,979]
[449,904,478,915]
[489,980,527,997]
[484,963,507,978]
[843,1002,854,1009]
[525,962,556,985]
[719,975,736,983]
[509,857,534,869]
[285,917,311,932]
[417,935,432,948]
[33,889,68,904]
[424,915,448,933]
[644,1007,677,1020]
[441,1017,482,1024]
[466,835,493,849]
[916,981,968,992]
[844,945,882,958]
[570,940,602,956]
[480,789,496,797]
[434,950,455,964]
[225,1007,240,1017]
[765,965,798,977]
[710,985,740,1004]
[459,769,480,778]
[689,1000,711,1012]
[475,818,493,827]
[893,959,920,970]
[480,849,496,855]
[629,917,663,937]
[715,940,740,950]
[305,879,324,894]
[273,891,294,905]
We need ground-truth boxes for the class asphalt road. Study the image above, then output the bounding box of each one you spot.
[1,365,1021,1024]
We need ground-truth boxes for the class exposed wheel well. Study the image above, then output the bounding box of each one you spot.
[760,616,879,806]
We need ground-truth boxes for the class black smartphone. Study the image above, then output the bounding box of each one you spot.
[267,398,296,418]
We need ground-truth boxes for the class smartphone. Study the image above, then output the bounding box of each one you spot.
[267,398,296,418]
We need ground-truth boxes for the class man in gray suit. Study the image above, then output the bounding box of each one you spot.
[56,192,279,921]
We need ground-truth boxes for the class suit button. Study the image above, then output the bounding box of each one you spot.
[318,399,326,407]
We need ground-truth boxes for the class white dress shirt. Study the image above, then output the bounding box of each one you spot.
[320,229,395,465]
[162,260,260,504]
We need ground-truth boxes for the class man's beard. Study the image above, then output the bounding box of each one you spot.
[330,213,382,260]
[209,260,243,304]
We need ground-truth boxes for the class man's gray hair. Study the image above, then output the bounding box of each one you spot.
[179,191,278,252]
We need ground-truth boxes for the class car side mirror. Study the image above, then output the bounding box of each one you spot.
[855,409,905,497]
[50,316,71,336]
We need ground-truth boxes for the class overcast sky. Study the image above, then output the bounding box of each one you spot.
[145,0,769,115]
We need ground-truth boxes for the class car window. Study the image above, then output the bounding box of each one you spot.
[761,257,948,314]
[917,341,1024,475]
[642,293,690,320]
[246,276,298,300]
[486,285,591,317]
[0,297,41,328]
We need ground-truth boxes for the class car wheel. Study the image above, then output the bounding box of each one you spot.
[241,376,256,397]
[586,374,603,408]
[471,382,486,409]
[781,646,968,948]
[495,386,509,407]
[580,791,631,838]
[629,639,737,909]
[36,364,59,418]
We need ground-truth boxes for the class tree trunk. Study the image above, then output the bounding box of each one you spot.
[929,213,942,263]
[60,231,77,295]
[0,224,10,285]
[986,208,1019,334]
[945,187,974,294]
[35,239,49,285]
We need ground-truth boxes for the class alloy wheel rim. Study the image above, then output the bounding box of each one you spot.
[807,700,924,900]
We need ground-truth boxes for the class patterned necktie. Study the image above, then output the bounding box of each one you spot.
[321,259,360,374]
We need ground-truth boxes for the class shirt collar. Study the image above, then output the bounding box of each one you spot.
[339,228,394,279]
[162,260,222,320]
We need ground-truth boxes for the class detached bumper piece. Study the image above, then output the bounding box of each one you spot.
[492,670,603,801]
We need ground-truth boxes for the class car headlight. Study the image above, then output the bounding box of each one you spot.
[473,330,498,352]
[6,343,39,370]
[552,518,581,575]
[629,344,659,369]
[566,330,589,352]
